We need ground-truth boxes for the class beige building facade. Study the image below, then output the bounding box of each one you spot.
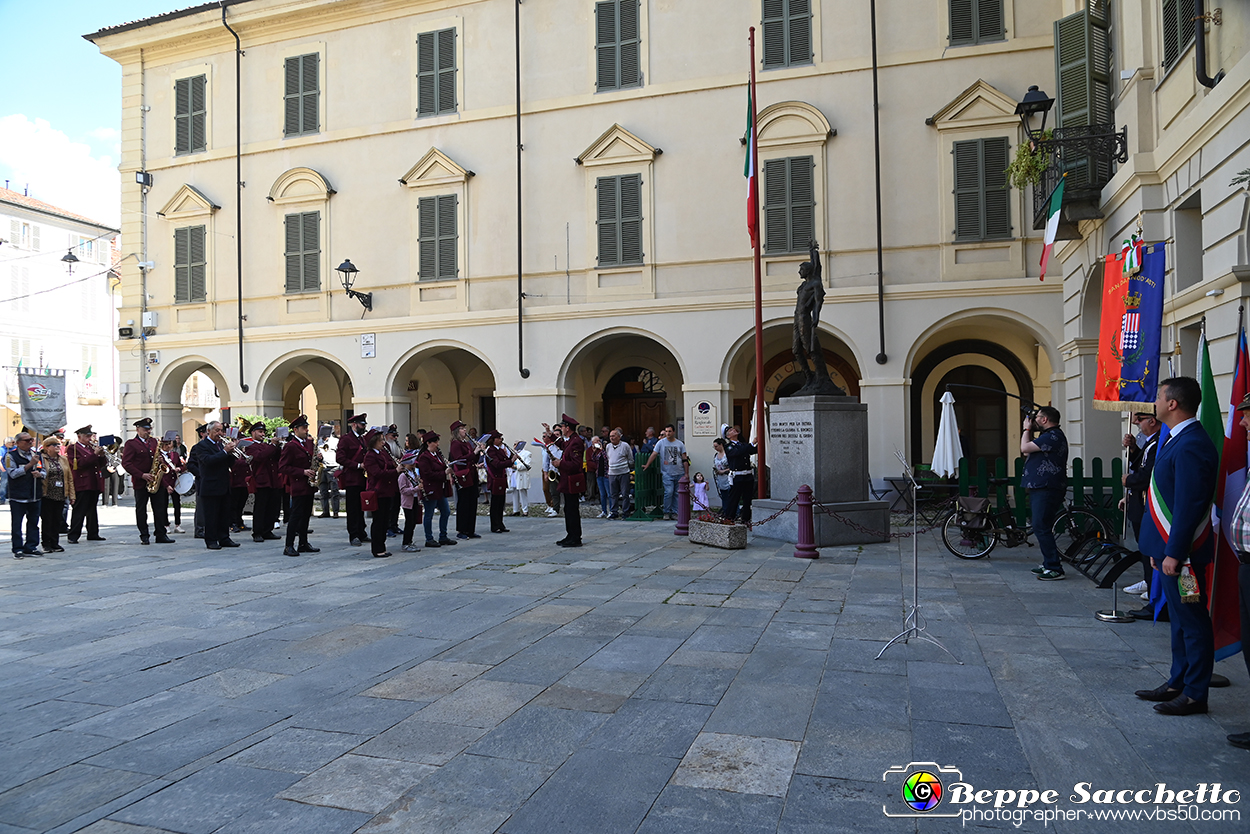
[88,0,1071,489]
[1050,1,1250,458]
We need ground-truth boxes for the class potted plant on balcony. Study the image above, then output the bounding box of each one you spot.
[687,510,748,550]
[1005,132,1053,190]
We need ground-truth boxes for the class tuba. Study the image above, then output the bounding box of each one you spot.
[147,449,169,493]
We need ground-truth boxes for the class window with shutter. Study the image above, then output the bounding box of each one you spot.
[595,1,641,91]
[762,0,812,69]
[284,54,319,137]
[175,75,207,154]
[1161,0,1196,71]
[763,156,815,254]
[174,226,207,304]
[953,138,1011,241]
[284,212,320,292]
[596,174,643,267]
[948,0,1004,46]
[417,28,457,116]
[1054,3,1113,188]
[417,194,459,281]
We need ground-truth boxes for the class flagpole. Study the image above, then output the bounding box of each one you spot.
[749,27,766,499]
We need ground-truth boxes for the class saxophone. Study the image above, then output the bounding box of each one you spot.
[308,449,324,489]
[147,448,169,494]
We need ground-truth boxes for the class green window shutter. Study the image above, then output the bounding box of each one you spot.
[189,226,206,302]
[618,0,640,89]
[284,212,319,292]
[976,0,1003,43]
[437,29,457,114]
[595,2,618,91]
[763,158,789,253]
[981,137,1011,239]
[619,174,643,265]
[787,0,812,66]
[175,77,191,154]
[301,210,320,291]
[437,194,458,279]
[1054,5,1113,187]
[953,140,984,240]
[418,196,457,280]
[596,176,620,266]
[189,75,206,153]
[417,29,456,116]
[762,1,785,68]
[787,156,815,251]
[284,54,318,136]
[174,227,191,302]
[949,0,975,45]
[283,57,301,136]
[1161,0,1195,71]
[763,157,814,254]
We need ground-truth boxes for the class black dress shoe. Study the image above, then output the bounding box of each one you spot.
[425,539,441,548]
[86,536,106,541]
[206,543,222,550]
[1228,731,1250,750]
[468,533,481,539]
[555,537,570,546]
[283,546,300,557]
[155,536,176,544]
[1154,695,1208,715]
[492,528,510,533]
[262,532,281,541]
[66,538,79,544]
[297,544,320,553]
[373,551,392,558]
[457,532,471,540]
[46,546,65,553]
[319,513,330,518]
[1135,683,1183,702]
[219,539,240,548]
[140,538,151,546]
[557,540,583,548]
[253,536,266,543]
[438,537,457,546]
[350,537,362,546]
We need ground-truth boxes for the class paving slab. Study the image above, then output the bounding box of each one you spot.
[277,754,436,814]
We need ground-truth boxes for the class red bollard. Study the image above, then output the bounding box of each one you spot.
[794,484,818,559]
[675,475,690,535]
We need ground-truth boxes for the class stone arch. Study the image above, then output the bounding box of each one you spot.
[559,328,687,440]
[267,167,335,205]
[756,101,834,149]
[256,349,353,427]
[718,317,865,388]
[904,308,1061,380]
[154,354,231,407]
[387,341,499,434]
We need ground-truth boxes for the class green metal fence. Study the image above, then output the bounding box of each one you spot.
[629,452,665,521]
[957,456,1124,532]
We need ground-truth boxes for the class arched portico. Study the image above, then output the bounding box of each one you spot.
[153,355,231,439]
[256,350,354,431]
[387,342,498,436]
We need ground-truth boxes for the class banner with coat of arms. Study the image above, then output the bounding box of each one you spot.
[1094,240,1166,410]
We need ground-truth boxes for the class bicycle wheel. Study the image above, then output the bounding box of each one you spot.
[1051,509,1109,559]
[941,510,997,559]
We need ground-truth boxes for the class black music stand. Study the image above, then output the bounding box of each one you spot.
[877,449,961,663]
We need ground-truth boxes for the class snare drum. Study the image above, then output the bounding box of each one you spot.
[174,472,196,494]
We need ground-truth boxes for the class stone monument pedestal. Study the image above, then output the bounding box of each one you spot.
[752,395,890,547]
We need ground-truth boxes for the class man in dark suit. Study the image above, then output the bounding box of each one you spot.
[1122,410,1162,619]
[1135,377,1220,715]
[336,413,369,545]
[191,421,239,550]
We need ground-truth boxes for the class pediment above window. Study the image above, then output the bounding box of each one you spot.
[157,184,219,220]
[577,124,659,167]
[756,101,834,150]
[400,149,473,189]
[268,167,335,205]
[927,80,1020,129]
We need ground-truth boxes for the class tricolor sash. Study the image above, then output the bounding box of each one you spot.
[1147,469,1212,553]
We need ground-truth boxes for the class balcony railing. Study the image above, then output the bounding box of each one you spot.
[1031,124,1128,234]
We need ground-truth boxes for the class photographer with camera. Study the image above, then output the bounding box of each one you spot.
[1020,406,1069,581]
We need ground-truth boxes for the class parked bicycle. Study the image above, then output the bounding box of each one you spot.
[940,481,1112,560]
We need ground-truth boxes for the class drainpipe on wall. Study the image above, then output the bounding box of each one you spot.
[1194,0,1223,89]
[221,2,249,394]
[516,0,529,380]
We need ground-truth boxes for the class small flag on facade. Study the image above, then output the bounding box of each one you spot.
[1038,175,1066,281]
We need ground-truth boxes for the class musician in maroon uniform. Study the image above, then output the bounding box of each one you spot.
[278,415,320,557]
[336,413,369,545]
[417,432,456,547]
[449,420,482,540]
[484,431,512,534]
[66,424,107,543]
[228,426,251,534]
[246,422,282,543]
[362,430,399,558]
[554,414,586,547]
[121,417,175,546]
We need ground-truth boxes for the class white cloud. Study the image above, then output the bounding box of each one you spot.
[0,114,120,227]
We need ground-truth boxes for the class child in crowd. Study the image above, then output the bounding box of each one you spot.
[691,471,710,512]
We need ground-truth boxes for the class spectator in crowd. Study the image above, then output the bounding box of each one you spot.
[691,472,710,512]
[589,435,610,518]
[1020,406,1069,581]
[318,431,341,518]
[712,438,732,509]
[0,436,14,504]
[1121,410,1161,618]
[641,427,659,456]
[507,441,532,517]
[643,424,688,521]
[5,432,43,557]
[605,429,632,519]
[38,437,73,553]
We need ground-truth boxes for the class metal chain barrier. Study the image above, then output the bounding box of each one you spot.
[689,496,799,531]
[811,499,948,540]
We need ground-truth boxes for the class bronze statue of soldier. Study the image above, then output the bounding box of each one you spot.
[792,239,846,397]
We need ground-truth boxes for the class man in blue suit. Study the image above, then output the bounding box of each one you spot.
[1135,377,1219,715]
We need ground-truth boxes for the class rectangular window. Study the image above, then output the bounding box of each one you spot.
[7,265,30,313]
[763,156,815,254]
[284,211,320,293]
[953,137,1011,241]
[1161,0,1196,70]
[762,0,812,69]
[595,0,641,92]
[283,54,319,137]
[596,174,643,267]
[418,194,458,281]
[174,225,207,304]
[417,28,457,116]
[175,74,207,154]
[949,0,1005,47]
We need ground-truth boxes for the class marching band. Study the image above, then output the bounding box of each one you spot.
[24,409,654,559]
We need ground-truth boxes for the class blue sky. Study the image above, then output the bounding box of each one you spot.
[0,0,180,225]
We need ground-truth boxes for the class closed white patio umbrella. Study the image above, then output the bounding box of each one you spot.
[932,390,963,478]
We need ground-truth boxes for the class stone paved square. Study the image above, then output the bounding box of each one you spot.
[1,504,1248,833]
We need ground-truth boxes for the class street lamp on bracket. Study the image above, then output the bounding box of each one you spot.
[335,259,373,314]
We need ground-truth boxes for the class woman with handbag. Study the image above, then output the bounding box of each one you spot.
[398,448,423,552]
[417,432,457,548]
[361,430,399,558]
[38,437,74,553]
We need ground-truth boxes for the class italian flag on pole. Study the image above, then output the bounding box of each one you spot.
[745,90,759,248]
[1038,174,1066,281]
